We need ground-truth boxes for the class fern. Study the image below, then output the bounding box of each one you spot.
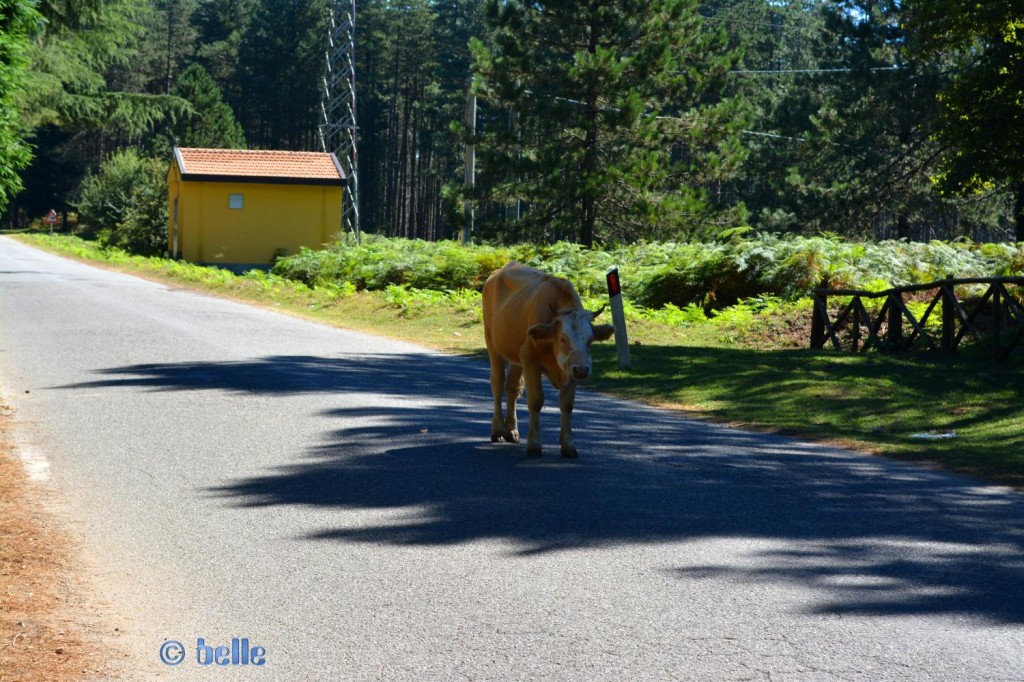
[271,233,1024,314]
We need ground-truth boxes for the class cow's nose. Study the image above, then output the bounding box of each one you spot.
[571,365,590,380]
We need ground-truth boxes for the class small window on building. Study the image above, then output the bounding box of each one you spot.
[229,193,244,209]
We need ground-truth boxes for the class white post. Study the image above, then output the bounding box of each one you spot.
[606,268,630,368]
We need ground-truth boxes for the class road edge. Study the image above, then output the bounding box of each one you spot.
[0,396,135,680]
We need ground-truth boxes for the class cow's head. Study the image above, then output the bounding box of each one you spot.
[528,307,616,382]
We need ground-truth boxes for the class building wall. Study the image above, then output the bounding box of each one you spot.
[168,166,343,266]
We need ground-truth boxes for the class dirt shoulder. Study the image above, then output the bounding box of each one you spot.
[0,401,124,681]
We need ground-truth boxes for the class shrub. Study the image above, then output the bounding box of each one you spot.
[273,236,519,291]
[76,150,168,256]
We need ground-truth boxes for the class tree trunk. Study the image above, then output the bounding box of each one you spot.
[1014,181,1024,242]
[397,90,412,237]
[579,24,600,248]
[897,212,911,241]
[384,38,402,237]
[165,0,176,95]
[580,117,597,248]
[408,78,420,238]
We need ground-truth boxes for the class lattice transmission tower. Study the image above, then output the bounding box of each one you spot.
[319,0,360,239]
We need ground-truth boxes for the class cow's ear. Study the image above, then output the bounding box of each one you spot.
[593,324,615,342]
[528,322,556,343]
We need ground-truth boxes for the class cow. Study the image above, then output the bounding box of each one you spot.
[482,262,615,457]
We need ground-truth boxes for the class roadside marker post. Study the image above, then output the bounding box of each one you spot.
[606,267,631,369]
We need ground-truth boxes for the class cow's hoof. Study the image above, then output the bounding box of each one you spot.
[505,429,520,443]
[560,446,579,458]
[491,433,504,443]
[527,445,543,457]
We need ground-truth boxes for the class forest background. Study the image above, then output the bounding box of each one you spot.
[1,0,1023,247]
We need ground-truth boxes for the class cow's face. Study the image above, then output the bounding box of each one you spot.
[528,308,615,382]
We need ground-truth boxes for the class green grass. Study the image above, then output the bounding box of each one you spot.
[590,345,1023,486]
[15,232,1024,488]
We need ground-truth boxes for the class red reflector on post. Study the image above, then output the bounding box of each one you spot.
[605,267,630,369]
[606,268,621,298]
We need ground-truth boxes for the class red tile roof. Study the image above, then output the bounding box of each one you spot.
[173,147,345,185]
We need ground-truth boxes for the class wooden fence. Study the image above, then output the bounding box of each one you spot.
[810,276,1024,360]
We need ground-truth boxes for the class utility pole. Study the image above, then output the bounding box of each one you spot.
[319,0,361,241]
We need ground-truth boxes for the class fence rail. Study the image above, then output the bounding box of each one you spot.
[810,276,1024,360]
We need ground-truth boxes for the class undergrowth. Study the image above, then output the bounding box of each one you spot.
[25,231,1024,339]
[272,232,1024,313]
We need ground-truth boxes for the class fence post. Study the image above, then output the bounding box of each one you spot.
[887,290,903,349]
[992,284,1002,356]
[942,274,955,352]
[851,297,861,352]
[810,278,828,349]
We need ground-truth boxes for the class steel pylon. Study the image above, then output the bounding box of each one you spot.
[319,0,360,239]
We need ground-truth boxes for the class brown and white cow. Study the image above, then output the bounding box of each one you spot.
[482,262,615,457]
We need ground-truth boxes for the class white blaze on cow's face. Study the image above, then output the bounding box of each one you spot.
[529,308,615,383]
[554,309,596,381]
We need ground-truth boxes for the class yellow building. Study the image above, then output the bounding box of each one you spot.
[168,147,345,269]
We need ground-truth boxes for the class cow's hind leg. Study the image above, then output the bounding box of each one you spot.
[503,364,522,443]
[489,352,508,443]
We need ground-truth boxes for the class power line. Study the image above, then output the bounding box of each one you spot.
[698,14,787,29]
[731,66,902,75]
[741,130,807,142]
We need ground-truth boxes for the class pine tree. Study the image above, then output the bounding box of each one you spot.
[0,0,40,215]
[191,0,257,112]
[710,1,1009,240]
[169,63,245,148]
[21,0,188,135]
[357,0,479,238]
[7,0,189,225]
[791,0,947,238]
[906,1,1024,240]
[704,0,828,232]
[470,0,746,245]
[118,0,198,96]
[236,0,324,149]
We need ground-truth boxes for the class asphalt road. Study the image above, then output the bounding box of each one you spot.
[1,236,1022,681]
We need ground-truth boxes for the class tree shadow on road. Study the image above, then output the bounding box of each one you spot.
[62,352,1024,624]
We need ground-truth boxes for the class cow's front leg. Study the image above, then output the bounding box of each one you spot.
[523,365,545,457]
[489,352,507,442]
[558,383,578,458]
[504,364,523,443]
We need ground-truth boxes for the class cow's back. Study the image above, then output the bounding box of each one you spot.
[483,263,580,364]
